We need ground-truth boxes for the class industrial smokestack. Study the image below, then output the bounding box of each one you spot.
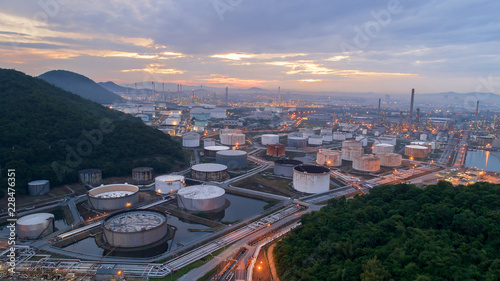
[377,98,381,126]
[475,100,480,129]
[225,86,229,106]
[409,88,415,129]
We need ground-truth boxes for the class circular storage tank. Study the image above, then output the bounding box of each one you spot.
[410,141,433,152]
[28,180,50,196]
[373,143,394,154]
[216,150,248,169]
[320,128,332,135]
[220,133,245,146]
[177,185,226,212]
[342,140,362,148]
[261,134,280,145]
[267,144,286,157]
[353,155,381,172]
[16,213,54,240]
[308,135,323,146]
[132,167,154,185]
[183,132,200,148]
[102,210,168,248]
[322,133,333,142]
[316,150,342,167]
[342,146,364,161]
[203,138,216,147]
[79,169,102,186]
[274,159,303,178]
[287,136,307,148]
[288,132,303,138]
[293,165,331,194]
[191,163,229,181]
[88,184,140,211]
[405,145,429,158]
[333,132,346,141]
[204,145,230,157]
[378,153,402,167]
[155,175,185,193]
[302,130,315,138]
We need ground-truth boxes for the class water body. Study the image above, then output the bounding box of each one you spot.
[465,150,500,172]
[223,194,268,223]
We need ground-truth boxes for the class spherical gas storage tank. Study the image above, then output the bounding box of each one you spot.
[372,143,394,154]
[220,133,245,146]
[204,145,230,157]
[88,184,140,211]
[261,134,280,145]
[316,149,342,167]
[16,213,54,240]
[216,150,248,169]
[274,159,303,178]
[182,132,200,148]
[191,163,229,181]
[102,210,168,248]
[203,138,216,147]
[342,140,362,148]
[267,144,286,157]
[287,136,307,148]
[28,180,50,196]
[155,175,185,193]
[377,153,402,167]
[79,169,102,187]
[308,135,323,146]
[405,145,429,158]
[353,155,381,173]
[177,185,226,212]
[293,165,331,194]
[342,146,364,161]
[132,167,154,185]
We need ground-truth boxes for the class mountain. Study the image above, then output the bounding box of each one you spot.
[0,69,185,195]
[38,70,124,104]
[98,81,132,93]
[248,87,267,91]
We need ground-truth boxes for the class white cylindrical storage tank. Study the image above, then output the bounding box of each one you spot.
[155,175,185,193]
[353,155,381,172]
[378,153,402,167]
[342,140,362,148]
[183,132,200,147]
[346,133,353,139]
[287,136,307,148]
[16,213,54,240]
[28,180,50,196]
[191,163,229,181]
[177,185,226,212]
[261,134,280,145]
[420,134,428,141]
[204,138,216,147]
[333,132,346,141]
[372,143,394,154]
[293,165,331,194]
[132,167,154,185]
[342,147,364,161]
[302,130,315,138]
[322,133,333,142]
[274,159,303,178]
[308,135,323,146]
[405,145,429,158]
[320,128,332,135]
[216,150,248,169]
[87,184,140,211]
[316,150,342,166]
[204,145,230,157]
[220,133,245,146]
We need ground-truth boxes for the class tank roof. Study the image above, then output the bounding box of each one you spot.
[17,213,54,225]
[205,146,230,151]
[294,164,330,174]
[95,191,134,198]
[216,150,247,156]
[375,143,394,147]
[343,146,363,150]
[192,163,228,172]
[156,175,185,181]
[406,145,428,149]
[178,185,225,199]
[288,136,307,140]
[28,180,49,185]
[104,210,166,232]
[262,134,279,137]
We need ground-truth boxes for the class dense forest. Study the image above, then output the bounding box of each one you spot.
[0,69,184,195]
[275,182,500,281]
[38,69,124,104]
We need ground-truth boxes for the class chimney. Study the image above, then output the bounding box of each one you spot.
[409,88,415,129]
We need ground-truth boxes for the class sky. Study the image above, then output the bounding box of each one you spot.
[1,0,499,95]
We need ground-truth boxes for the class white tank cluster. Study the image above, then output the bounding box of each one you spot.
[405,145,429,158]
[155,175,185,193]
[220,133,246,146]
[316,149,342,167]
[308,135,323,146]
[16,213,54,240]
[353,155,381,173]
[183,132,200,147]
[191,163,229,181]
[87,184,140,211]
[28,180,50,196]
[177,185,226,212]
[377,153,402,167]
[261,134,280,145]
[342,146,364,161]
[293,164,331,194]
[216,150,248,169]
[204,145,230,157]
[372,143,395,154]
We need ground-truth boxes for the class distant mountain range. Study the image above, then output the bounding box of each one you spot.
[39,70,124,104]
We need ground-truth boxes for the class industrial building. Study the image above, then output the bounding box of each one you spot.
[132,167,154,185]
[155,175,185,193]
[78,169,102,187]
[216,150,248,169]
[378,153,402,167]
[204,145,230,157]
[191,163,229,181]
[28,180,50,196]
[261,134,280,145]
[316,150,342,166]
[16,213,54,240]
[274,159,303,178]
[342,146,364,161]
[267,144,286,157]
[87,184,140,211]
[353,155,381,173]
[293,165,331,194]
[177,185,226,212]
[182,132,200,147]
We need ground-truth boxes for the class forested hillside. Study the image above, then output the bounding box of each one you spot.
[275,182,500,281]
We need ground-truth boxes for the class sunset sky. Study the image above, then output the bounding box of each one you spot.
[1,0,499,94]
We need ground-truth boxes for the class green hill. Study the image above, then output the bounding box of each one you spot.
[38,70,124,104]
[0,69,184,195]
[275,182,500,281]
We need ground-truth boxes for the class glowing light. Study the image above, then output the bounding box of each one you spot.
[157,189,162,194]
[125,203,132,207]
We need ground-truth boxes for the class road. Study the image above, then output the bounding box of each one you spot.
[267,242,281,281]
